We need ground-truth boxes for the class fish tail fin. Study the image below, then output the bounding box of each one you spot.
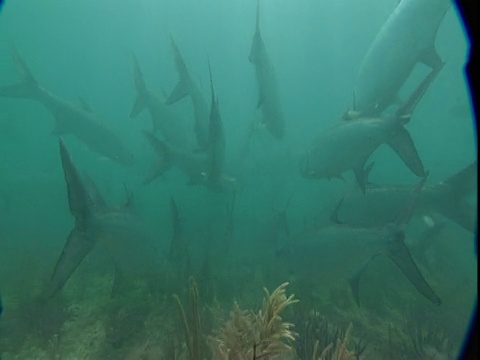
[432,161,477,233]
[0,48,42,100]
[388,174,441,304]
[129,55,149,118]
[441,161,478,199]
[388,232,441,305]
[167,36,191,105]
[47,227,95,298]
[47,140,95,297]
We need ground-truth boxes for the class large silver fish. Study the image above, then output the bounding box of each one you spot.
[282,176,441,306]
[47,140,160,297]
[249,0,286,139]
[0,49,135,167]
[353,0,450,115]
[300,64,443,191]
[339,161,477,233]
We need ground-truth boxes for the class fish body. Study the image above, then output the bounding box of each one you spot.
[300,116,401,179]
[0,50,134,166]
[249,0,285,139]
[354,0,450,115]
[340,162,477,233]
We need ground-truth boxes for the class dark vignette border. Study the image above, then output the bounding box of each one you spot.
[454,1,478,360]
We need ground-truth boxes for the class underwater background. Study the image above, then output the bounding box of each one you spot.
[0,0,477,359]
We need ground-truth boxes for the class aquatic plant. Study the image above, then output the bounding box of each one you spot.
[403,309,455,359]
[295,309,364,360]
[208,281,298,360]
[311,323,356,360]
[174,277,205,360]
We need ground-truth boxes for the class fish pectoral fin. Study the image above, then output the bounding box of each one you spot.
[387,233,441,305]
[387,127,425,178]
[419,45,443,70]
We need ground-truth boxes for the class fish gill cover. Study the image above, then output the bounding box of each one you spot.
[0,0,476,359]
